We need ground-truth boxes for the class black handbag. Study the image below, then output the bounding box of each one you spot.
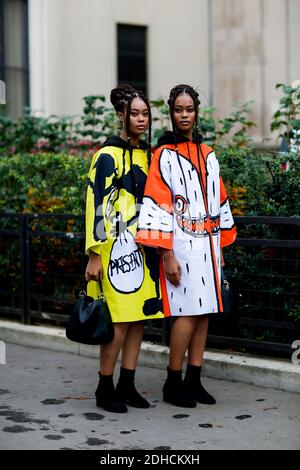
[208,268,240,336]
[66,283,114,345]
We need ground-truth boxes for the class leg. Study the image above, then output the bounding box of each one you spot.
[187,314,209,365]
[96,323,129,413]
[184,315,216,405]
[116,322,150,408]
[121,321,144,369]
[163,316,198,408]
[100,322,129,374]
[169,316,199,370]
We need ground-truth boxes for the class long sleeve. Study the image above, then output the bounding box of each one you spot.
[136,147,174,249]
[219,176,237,248]
[85,150,118,255]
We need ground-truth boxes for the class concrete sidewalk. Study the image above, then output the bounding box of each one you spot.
[0,342,299,450]
[0,320,299,394]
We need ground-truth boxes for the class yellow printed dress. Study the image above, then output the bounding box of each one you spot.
[86,136,164,323]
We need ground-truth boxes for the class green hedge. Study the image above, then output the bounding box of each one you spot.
[218,148,300,216]
[0,150,299,216]
[0,153,90,215]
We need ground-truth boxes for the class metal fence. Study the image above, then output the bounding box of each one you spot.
[0,213,299,357]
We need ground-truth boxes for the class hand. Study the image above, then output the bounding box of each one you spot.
[163,251,181,287]
[85,251,103,282]
[220,248,225,268]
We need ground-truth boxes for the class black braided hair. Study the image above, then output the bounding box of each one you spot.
[110,84,152,202]
[167,84,201,147]
[167,85,203,219]
[110,83,152,168]
[168,83,203,168]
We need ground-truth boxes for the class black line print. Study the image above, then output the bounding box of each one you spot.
[186,263,190,274]
[107,233,145,294]
[142,195,173,215]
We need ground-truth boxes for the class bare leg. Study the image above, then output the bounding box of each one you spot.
[163,316,198,407]
[121,322,144,370]
[169,316,199,370]
[100,323,129,375]
[187,315,209,366]
[116,322,149,408]
[184,315,215,404]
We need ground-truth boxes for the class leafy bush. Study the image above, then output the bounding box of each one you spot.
[0,149,299,217]
[218,149,300,216]
[1,94,256,155]
[151,98,256,147]
[0,153,90,215]
[271,82,300,151]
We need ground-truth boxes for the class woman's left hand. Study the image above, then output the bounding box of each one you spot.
[220,248,225,267]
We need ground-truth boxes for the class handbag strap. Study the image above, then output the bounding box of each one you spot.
[81,279,104,298]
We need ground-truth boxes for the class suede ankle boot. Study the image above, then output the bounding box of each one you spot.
[163,367,196,408]
[116,367,150,409]
[183,363,216,405]
[95,373,127,413]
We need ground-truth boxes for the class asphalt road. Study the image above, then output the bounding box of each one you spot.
[0,343,299,450]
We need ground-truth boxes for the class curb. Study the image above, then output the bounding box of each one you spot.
[0,319,299,394]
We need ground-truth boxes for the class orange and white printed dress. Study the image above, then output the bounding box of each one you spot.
[136,132,237,317]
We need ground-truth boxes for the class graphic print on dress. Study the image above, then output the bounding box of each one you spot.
[142,246,163,316]
[108,230,144,294]
[206,151,221,237]
[106,160,147,238]
[159,148,219,315]
[159,149,220,239]
[92,153,118,242]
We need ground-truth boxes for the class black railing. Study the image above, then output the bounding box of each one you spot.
[0,213,299,357]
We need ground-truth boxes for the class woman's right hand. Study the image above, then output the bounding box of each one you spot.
[163,251,181,287]
[85,251,103,282]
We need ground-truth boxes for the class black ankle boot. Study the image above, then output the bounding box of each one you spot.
[183,364,216,405]
[95,373,128,413]
[116,367,150,409]
[163,367,196,408]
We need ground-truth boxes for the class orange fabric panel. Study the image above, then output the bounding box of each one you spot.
[220,226,237,248]
[143,147,173,212]
[136,229,172,250]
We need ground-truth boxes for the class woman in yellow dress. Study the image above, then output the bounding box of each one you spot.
[85,84,163,413]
